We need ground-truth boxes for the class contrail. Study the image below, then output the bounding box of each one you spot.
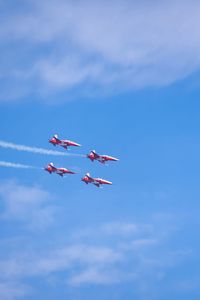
[0,141,85,157]
[0,161,40,169]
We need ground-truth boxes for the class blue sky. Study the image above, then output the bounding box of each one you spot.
[1,1,200,299]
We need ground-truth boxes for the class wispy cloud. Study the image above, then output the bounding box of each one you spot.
[0,216,187,287]
[68,266,122,286]
[0,181,57,230]
[71,221,153,242]
[0,244,122,282]
[0,282,31,300]
[1,0,200,101]
[0,180,193,300]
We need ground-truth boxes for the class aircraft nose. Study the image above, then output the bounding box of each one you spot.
[69,171,76,174]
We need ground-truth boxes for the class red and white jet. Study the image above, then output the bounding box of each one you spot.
[81,173,112,187]
[87,150,119,164]
[49,134,81,150]
[45,163,75,177]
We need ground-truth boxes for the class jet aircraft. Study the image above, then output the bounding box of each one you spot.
[45,163,75,177]
[87,150,119,164]
[81,173,112,187]
[49,134,81,149]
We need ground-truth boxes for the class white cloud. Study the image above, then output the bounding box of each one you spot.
[72,221,151,240]
[68,267,122,286]
[1,0,200,101]
[0,218,185,286]
[0,282,31,300]
[0,210,193,299]
[174,278,200,292]
[0,244,122,279]
[101,222,138,235]
[0,181,57,230]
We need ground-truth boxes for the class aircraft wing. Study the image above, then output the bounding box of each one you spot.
[98,156,106,163]
[93,152,100,159]
[86,174,94,181]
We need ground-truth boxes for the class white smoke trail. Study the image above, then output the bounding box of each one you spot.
[0,141,85,157]
[0,161,39,169]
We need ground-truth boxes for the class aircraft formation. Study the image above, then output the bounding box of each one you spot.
[45,134,119,187]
